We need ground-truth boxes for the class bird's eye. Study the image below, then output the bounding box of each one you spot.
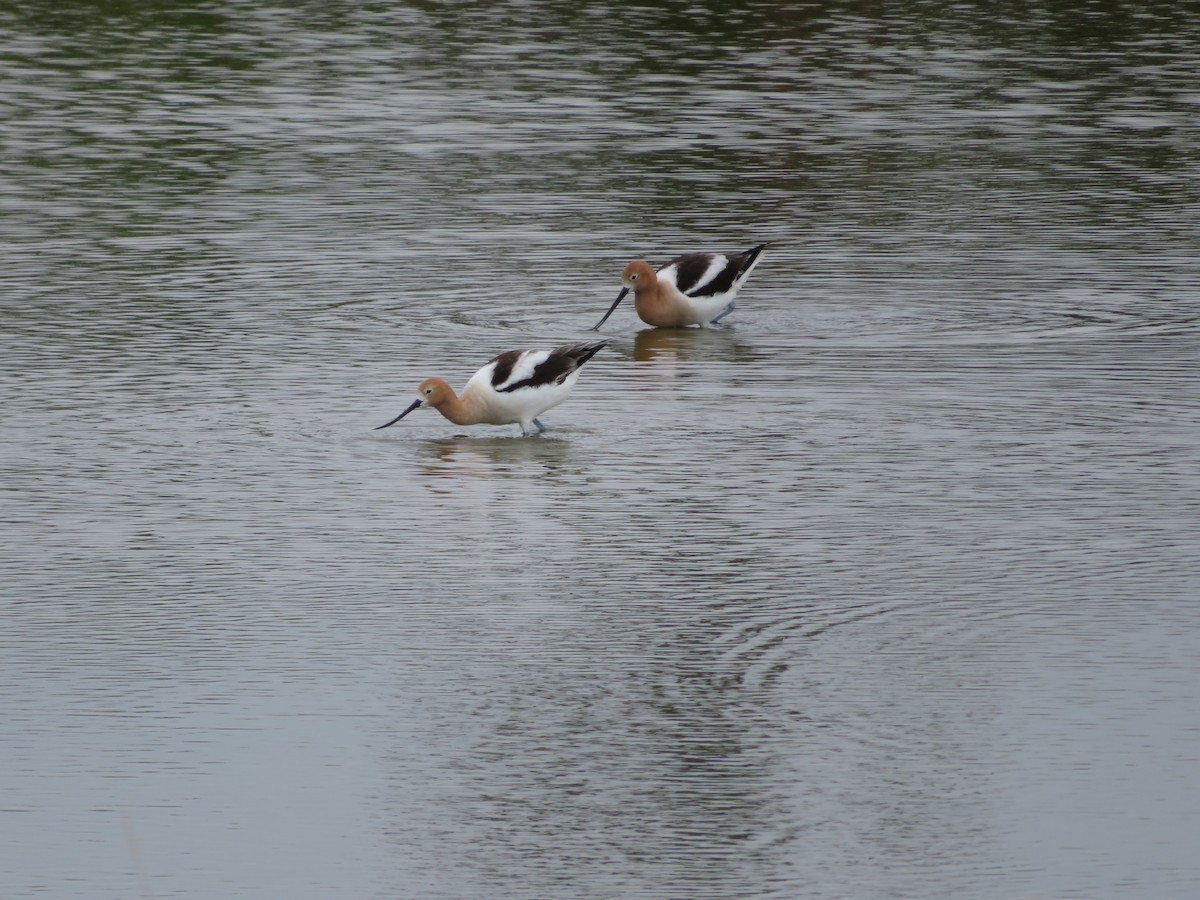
[424,388,432,395]
[630,273,638,280]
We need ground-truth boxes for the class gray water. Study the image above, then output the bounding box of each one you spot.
[3,2,1199,898]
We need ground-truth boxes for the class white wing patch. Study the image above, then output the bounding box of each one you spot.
[660,254,731,296]
[491,349,549,392]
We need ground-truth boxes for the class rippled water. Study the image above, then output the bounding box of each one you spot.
[3,2,1199,898]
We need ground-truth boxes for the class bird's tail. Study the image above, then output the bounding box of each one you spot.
[559,339,609,366]
[737,242,769,278]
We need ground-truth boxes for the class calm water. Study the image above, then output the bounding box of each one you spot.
[3,2,1199,898]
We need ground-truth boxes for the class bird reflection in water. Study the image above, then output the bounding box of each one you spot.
[633,326,744,364]
[415,436,574,486]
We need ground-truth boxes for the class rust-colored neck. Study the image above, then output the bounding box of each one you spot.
[430,384,487,426]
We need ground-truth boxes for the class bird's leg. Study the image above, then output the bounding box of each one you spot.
[532,418,547,433]
[709,300,736,324]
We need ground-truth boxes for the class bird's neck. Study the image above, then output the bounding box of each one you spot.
[434,389,485,426]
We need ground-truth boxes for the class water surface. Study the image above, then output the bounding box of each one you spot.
[2,2,1199,898]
